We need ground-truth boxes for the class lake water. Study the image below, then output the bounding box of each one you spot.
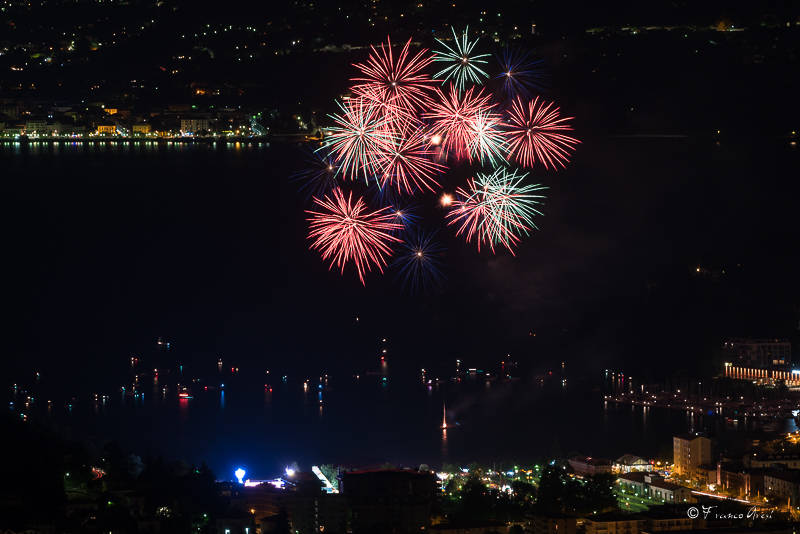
[3,139,797,480]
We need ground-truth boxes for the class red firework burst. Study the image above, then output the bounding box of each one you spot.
[356,83,420,136]
[306,189,403,284]
[505,96,579,169]
[445,168,546,255]
[352,37,436,114]
[376,128,445,194]
[423,83,494,160]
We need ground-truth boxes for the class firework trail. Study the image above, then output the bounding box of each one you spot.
[307,188,403,284]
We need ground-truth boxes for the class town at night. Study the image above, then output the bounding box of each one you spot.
[2,0,800,533]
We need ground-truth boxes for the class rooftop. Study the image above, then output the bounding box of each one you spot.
[618,472,647,484]
[616,454,649,465]
[648,480,688,492]
[570,456,612,466]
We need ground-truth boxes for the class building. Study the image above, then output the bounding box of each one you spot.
[429,520,510,533]
[24,118,49,134]
[647,480,693,504]
[584,514,643,534]
[723,364,800,386]
[617,472,648,495]
[568,456,613,476]
[530,515,577,534]
[96,125,116,135]
[723,338,791,368]
[614,455,652,473]
[693,464,717,487]
[180,118,210,134]
[616,473,694,504]
[132,124,152,135]
[716,463,768,498]
[640,506,703,532]
[745,453,800,470]
[230,474,346,534]
[763,471,800,503]
[673,435,711,477]
[340,469,436,534]
[214,515,256,534]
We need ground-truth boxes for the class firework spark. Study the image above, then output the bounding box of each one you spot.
[446,167,547,254]
[307,189,403,284]
[393,229,445,293]
[423,83,494,160]
[433,26,490,94]
[321,98,390,182]
[352,36,436,114]
[494,47,546,100]
[505,96,579,169]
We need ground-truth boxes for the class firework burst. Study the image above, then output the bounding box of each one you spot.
[307,188,403,284]
[446,167,547,254]
[505,96,579,169]
[352,36,436,114]
[376,128,445,194]
[393,229,445,293]
[433,26,491,94]
[321,97,390,182]
[387,203,420,234]
[299,32,579,283]
[423,83,494,160]
[291,149,339,199]
[494,47,546,100]
[467,107,507,165]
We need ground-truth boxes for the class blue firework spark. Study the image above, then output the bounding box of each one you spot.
[494,47,546,101]
[389,203,420,234]
[291,149,340,200]
[393,229,446,293]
